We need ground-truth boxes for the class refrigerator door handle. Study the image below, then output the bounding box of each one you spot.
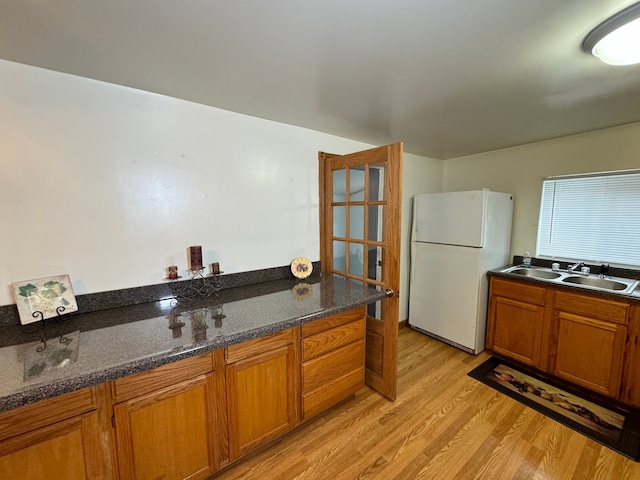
[410,243,416,284]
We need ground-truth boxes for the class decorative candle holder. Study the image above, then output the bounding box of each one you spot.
[164,252,223,300]
[207,267,224,296]
[168,268,220,300]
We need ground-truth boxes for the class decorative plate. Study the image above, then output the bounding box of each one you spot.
[12,274,78,325]
[291,257,312,279]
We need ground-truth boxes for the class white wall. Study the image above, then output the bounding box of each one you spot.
[1,59,424,307]
[21,57,636,319]
[443,122,640,260]
[399,155,443,322]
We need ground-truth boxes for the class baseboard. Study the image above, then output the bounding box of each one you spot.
[399,319,409,329]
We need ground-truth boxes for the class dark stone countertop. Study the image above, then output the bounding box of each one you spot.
[0,274,386,413]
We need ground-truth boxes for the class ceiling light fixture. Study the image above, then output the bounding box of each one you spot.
[582,2,640,65]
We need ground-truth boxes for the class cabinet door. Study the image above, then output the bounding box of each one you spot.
[0,411,106,480]
[114,373,218,480]
[226,343,299,460]
[622,306,640,407]
[487,295,544,367]
[552,311,626,397]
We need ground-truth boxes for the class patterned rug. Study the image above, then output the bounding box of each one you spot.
[468,357,640,461]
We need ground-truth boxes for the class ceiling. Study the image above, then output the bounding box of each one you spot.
[1,0,640,159]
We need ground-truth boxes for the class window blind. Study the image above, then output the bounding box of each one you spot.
[536,170,640,267]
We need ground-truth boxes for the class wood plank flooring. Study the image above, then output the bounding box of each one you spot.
[213,328,640,479]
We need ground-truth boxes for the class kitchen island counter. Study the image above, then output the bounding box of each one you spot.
[0,274,385,412]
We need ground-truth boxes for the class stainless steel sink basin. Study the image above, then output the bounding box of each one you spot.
[562,276,630,291]
[508,268,562,280]
[500,265,639,295]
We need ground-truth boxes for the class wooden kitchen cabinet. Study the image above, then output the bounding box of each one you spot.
[300,307,366,420]
[0,384,116,480]
[225,328,300,460]
[112,353,222,480]
[486,278,547,367]
[549,291,629,398]
[487,275,638,403]
[0,307,375,477]
[622,305,640,407]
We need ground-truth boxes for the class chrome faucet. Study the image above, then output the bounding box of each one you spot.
[568,261,590,275]
[567,262,582,273]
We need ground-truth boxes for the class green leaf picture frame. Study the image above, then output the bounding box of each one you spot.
[12,274,78,325]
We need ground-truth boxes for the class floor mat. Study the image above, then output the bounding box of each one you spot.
[468,356,640,461]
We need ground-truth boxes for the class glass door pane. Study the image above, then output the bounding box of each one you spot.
[333,240,346,274]
[367,205,384,242]
[333,206,346,238]
[367,286,384,321]
[367,163,386,201]
[349,167,366,201]
[348,243,364,277]
[367,246,383,283]
[332,169,346,202]
[349,205,364,240]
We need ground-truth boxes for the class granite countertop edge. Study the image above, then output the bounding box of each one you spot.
[0,290,385,413]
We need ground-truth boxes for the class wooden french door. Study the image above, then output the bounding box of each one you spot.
[318,142,402,400]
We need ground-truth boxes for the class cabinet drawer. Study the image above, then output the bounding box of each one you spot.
[225,328,295,363]
[554,291,629,324]
[491,278,546,305]
[302,367,364,420]
[302,340,365,393]
[301,307,366,337]
[0,386,97,442]
[302,318,365,361]
[113,353,214,403]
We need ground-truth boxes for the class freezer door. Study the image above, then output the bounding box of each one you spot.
[409,242,484,352]
[412,191,485,247]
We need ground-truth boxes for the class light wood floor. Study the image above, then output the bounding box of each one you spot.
[214,328,640,480]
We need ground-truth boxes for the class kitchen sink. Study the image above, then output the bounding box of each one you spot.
[500,265,640,295]
[562,276,631,291]
[507,268,562,280]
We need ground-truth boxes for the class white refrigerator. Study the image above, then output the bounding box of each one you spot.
[408,190,513,354]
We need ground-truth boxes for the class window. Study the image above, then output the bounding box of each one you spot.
[536,169,640,267]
